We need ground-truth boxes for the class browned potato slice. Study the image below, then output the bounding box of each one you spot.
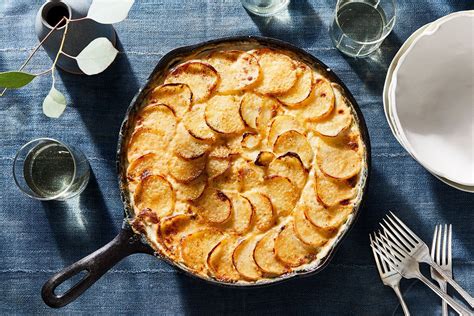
[180,228,224,272]
[274,223,316,267]
[293,205,333,247]
[252,49,298,95]
[205,95,245,134]
[172,124,210,160]
[183,103,216,141]
[212,162,243,192]
[273,130,314,168]
[146,83,192,118]
[165,61,219,102]
[312,83,352,137]
[244,192,275,232]
[317,139,361,180]
[232,237,262,281]
[222,194,254,234]
[209,145,232,159]
[239,163,264,192]
[268,153,308,189]
[127,153,165,182]
[192,187,232,223]
[268,115,304,146]
[305,203,353,230]
[127,127,170,162]
[296,78,335,121]
[277,63,313,106]
[208,50,260,93]
[134,175,175,218]
[207,156,231,179]
[158,213,201,256]
[239,92,279,130]
[253,230,288,276]
[169,174,207,201]
[207,235,241,282]
[168,154,206,183]
[136,103,178,133]
[264,175,299,216]
[254,151,275,166]
[316,170,355,206]
[241,132,260,149]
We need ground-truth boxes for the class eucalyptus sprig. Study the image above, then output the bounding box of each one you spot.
[0,0,134,118]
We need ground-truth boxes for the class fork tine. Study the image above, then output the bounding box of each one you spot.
[378,232,409,260]
[442,224,448,266]
[371,238,402,270]
[381,221,412,252]
[377,231,394,271]
[436,224,442,264]
[431,225,438,259]
[388,211,420,244]
[448,224,452,267]
[374,233,404,263]
[370,234,385,274]
[386,214,418,247]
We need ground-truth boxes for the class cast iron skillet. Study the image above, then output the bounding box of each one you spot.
[42,36,371,308]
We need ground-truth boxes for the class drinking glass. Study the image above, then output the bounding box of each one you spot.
[330,0,396,57]
[241,0,290,16]
[13,138,90,201]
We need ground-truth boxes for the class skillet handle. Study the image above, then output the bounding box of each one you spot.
[42,224,153,308]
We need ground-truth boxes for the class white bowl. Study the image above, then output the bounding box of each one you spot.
[390,11,474,186]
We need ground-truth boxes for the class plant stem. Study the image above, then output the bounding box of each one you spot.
[51,19,70,85]
[60,51,75,59]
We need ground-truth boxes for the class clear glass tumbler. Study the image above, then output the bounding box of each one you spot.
[13,138,90,201]
[241,0,290,16]
[330,0,396,57]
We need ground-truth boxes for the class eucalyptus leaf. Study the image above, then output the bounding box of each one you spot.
[0,71,36,89]
[43,85,67,118]
[76,37,118,75]
[87,0,135,24]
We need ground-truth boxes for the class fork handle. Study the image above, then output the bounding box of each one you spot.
[430,262,474,308]
[393,284,410,316]
[440,282,448,316]
[417,273,471,316]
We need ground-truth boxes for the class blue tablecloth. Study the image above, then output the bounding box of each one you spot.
[1,0,473,314]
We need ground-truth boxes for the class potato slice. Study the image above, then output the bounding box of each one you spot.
[241,132,260,149]
[293,205,333,247]
[239,92,279,130]
[244,192,275,232]
[212,162,243,192]
[168,154,206,183]
[209,145,232,159]
[207,156,231,179]
[268,115,304,147]
[252,49,298,95]
[158,213,201,257]
[253,230,288,275]
[254,151,275,167]
[273,130,314,168]
[183,103,216,141]
[222,194,254,234]
[305,203,353,230]
[169,174,207,201]
[317,139,361,180]
[180,228,224,273]
[205,95,245,134]
[264,175,299,217]
[274,223,316,267]
[134,175,175,218]
[127,153,165,183]
[316,170,355,206]
[232,237,262,281]
[277,63,313,106]
[127,127,170,162]
[268,153,308,189]
[146,83,192,118]
[136,103,178,133]
[312,83,352,137]
[192,187,232,223]
[239,163,264,192]
[165,61,219,102]
[207,235,241,282]
[208,50,260,93]
[172,124,210,160]
[296,78,335,121]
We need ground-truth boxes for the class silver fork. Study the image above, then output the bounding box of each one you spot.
[381,212,474,308]
[431,224,453,316]
[370,232,471,316]
[370,234,410,316]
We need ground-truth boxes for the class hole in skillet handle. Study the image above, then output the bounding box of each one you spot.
[41,224,153,308]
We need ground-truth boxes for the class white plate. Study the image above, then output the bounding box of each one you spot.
[390,11,474,186]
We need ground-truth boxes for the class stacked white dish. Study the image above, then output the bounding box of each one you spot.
[383,10,474,193]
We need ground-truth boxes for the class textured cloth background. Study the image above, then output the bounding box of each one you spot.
[0,0,473,314]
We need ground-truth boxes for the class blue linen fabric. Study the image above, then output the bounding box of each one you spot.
[1,0,473,314]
